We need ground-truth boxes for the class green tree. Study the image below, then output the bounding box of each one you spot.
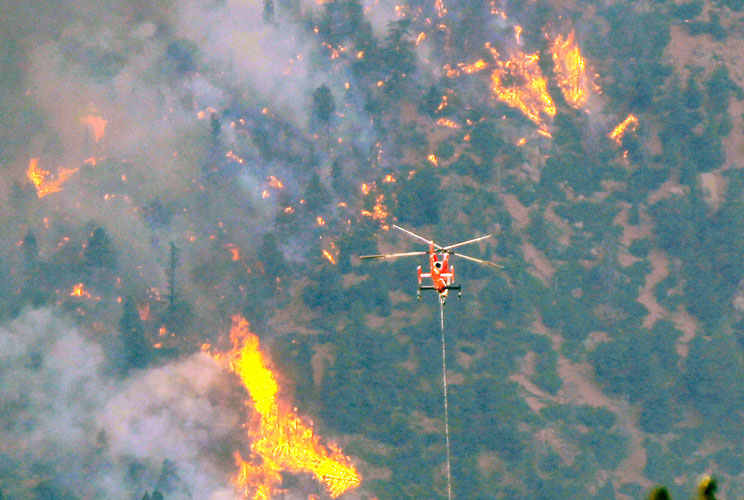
[396,167,440,225]
[311,84,335,147]
[84,227,117,269]
[648,486,671,500]
[263,0,274,22]
[303,173,331,215]
[257,232,287,280]
[695,476,717,500]
[119,296,150,372]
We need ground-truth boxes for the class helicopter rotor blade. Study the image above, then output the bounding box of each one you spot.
[359,251,428,260]
[443,234,492,251]
[392,225,444,250]
[453,252,504,268]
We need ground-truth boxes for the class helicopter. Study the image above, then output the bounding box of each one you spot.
[360,225,503,304]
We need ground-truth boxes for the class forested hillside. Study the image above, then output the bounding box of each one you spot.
[2,0,744,499]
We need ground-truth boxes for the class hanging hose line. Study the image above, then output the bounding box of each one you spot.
[439,298,453,500]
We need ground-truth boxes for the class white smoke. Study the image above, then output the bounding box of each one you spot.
[0,308,241,499]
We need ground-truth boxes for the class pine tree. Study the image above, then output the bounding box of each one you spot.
[84,227,117,268]
[648,486,671,500]
[311,84,335,148]
[119,296,150,371]
[263,0,275,22]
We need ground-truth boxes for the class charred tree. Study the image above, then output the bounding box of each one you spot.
[165,241,179,312]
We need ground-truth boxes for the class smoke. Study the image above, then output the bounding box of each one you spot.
[0,308,242,499]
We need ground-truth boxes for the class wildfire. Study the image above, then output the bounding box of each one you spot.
[361,193,391,230]
[223,316,361,499]
[226,151,246,164]
[316,216,326,226]
[322,249,337,265]
[81,114,107,142]
[267,176,284,189]
[609,114,639,145]
[551,31,592,109]
[428,153,439,166]
[416,32,426,45]
[489,49,556,129]
[138,302,151,321]
[26,158,78,198]
[70,283,92,298]
[382,174,396,183]
[226,244,241,261]
[436,118,460,129]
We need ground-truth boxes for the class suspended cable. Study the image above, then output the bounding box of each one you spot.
[440,298,453,500]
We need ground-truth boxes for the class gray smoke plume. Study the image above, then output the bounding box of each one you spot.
[0,308,242,499]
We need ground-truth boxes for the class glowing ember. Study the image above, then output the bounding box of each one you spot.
[382,174,396,183]
[267,176,284,189]
[436,118,460,129]
[226,244,240,261]
[361,183,371,196]
[261,190,270,199]
[227,151,246,164]
[609,114,639,145]
[316,216,326,226]
[322,250,337,265]
[428,153,439,166]
[81,114,107,142]
[416,32,426,45]
[517,137,527,146]
[283,206,295,214]
[138,302,151,321]
[223,316,361,499]
[159,325,168,337]
[551,31,592,109]
[26,158,78,198]
[70,283,92,298]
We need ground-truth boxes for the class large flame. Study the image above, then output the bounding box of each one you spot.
[224,316,361,499]
[26,158,78,198]
[609,114,638,145]
[551,31,591,109]
[489,47,556,131]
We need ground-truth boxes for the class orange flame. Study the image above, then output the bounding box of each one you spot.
[316,216,326,226]
[428,153,439,166]
[70,283,92,298]
[436,118,460,129]
[225,316,361,499]
[138,302,151,321]
[226,244,241,261]
[382,174,396,183]
[551,31,592,109]
[81,114,107,142]
[267,176,284,189]
[489,49,556,129]
[322,250,337,265]
[227,151,246,164]
[26,158,78,198]
[416,32,426,46]
[609,114,639,145]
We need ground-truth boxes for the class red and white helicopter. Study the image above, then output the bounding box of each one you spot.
[360,225,503,304]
